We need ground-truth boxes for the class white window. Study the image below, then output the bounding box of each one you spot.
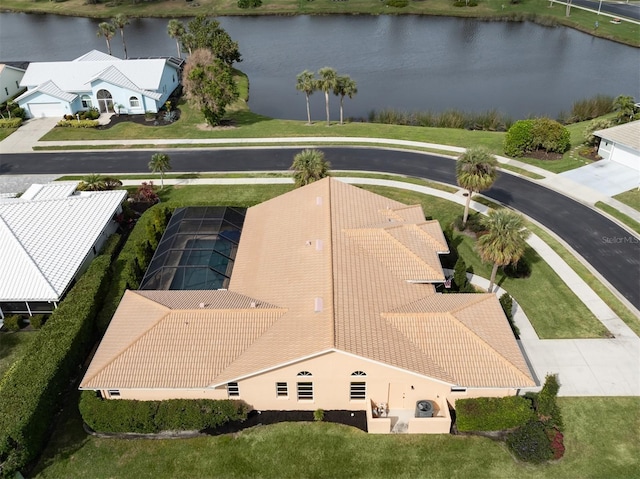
[297,371,312,377]
[81,95,92,108]
[108,389,120,397]
[129,96,140,108]
[350,382,366,400]
[227,382,239,397]
[297,382,313,400]
[276,382,288,397]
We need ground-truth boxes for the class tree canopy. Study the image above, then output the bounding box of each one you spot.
[167,19,186,58]
[96,22,116,56]
[182,15,242,66]
[290,149,331,187]
[456,147,499,226]
[183,49,239,127]
[112,14,130,59]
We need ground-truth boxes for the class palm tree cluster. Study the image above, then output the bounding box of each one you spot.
[296,68,357,126]
[97,14,130,58]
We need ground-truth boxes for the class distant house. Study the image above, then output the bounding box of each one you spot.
[15,50,182,119]
[0,63,26,104]
[80,178,535,434]
[595,120,640,172]
[0,182,126,319]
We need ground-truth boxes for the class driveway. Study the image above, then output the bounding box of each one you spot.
[559,160,640,196]
[0,117,59,154]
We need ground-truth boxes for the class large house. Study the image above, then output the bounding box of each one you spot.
[15,50,182,119]
[0,182,126,319]
[80,178,535,434]
[0,63,26,104]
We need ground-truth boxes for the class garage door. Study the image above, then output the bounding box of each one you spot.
[28,103,65,118]
[610,146,640,171]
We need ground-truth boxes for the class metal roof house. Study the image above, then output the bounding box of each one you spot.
[80,178,535,434]
[0,63,26,104]
[15,50,182,119]
[0,182,126,319]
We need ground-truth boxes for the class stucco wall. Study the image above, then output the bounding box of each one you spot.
[0,67,25,104]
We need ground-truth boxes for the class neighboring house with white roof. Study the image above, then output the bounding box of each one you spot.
[595,120,640,172]
[0,182,126,319]
[15,50,182,119]
[80,178,535,434]
[0,64,26,104]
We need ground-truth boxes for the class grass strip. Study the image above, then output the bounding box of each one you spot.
[595,202,640,235]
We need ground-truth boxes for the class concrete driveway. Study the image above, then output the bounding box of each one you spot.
[0,117,59,154]
[559,159,640,196]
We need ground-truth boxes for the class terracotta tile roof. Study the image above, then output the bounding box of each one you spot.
[82,178,535,391]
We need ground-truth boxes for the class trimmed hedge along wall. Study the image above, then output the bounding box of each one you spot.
[79,391,249,433]
[0,234,121,479]
[455,396,535,432]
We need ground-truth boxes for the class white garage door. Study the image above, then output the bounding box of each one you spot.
[610,145,640,171]
[28,103,65,118]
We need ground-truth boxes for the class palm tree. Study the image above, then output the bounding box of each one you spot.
[290,149,330,187]
[77,173,107,191]
[456,147,499,227]
[296,70,316,125]
[613,95,637,124]
[317,67,338,126]
[476,209,531,292]
[149,152,172,189]
[333,75,357,125]
[112,14,130,59]
[167,19,186,58]
[97,22,116,56]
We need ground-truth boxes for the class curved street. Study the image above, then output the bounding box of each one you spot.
[1,146,638,308]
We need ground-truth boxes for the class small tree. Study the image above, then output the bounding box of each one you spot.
[333,75,358,125]
[456,147,499,227]
[296,70,317,125]
[112,14,130,59]
[290,149,331,187]
[477,209,530,292]
[453,257,468,290]
[97,22,116,56]
[149,153,172,189]
[613,95,637,124]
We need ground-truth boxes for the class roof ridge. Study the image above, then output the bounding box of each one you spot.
[0,215,60,297]
[381,227,443,278]
[328,178,337,348]
[448,293,492,314]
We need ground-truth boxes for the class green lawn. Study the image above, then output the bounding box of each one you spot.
[0,127,17,141]
[614,189,640,212]
[0,331,38,380]
[30,396,640,479]
[596,201,640,235]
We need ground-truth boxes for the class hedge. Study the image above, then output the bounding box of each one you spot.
[456,396,535,432]
[506,420,553,463]
[0,118,22,128]
[56,119,99,128]
[79,391,249,434]
[0,235,120,479]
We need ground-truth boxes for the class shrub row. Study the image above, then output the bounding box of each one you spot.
[56,119,99,128]
[0,118,22,128]
[1,315,23,331]
[368,108,512,132]
[79,391,249,433]
[0,235,120,479]
[456,396,535,432]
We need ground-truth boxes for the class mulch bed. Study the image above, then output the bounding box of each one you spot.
[526,149,563,161]
[97,110,181,130]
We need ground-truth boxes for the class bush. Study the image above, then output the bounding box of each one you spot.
[28,315,46,330]
[584,118,613,147]
[455,213,486,235]
[79,107,100,120]
[499,293,519,339]
[504,119,535,157]
[314,408,325,422]
[56,119,99,128]
[453,257,468,290]
[79,391,249,433]
[504,118,570,157]
[507,420,553,463]
[237,0,262,7]
[0,118,22,128]
[456,396,535,431]
[503,258,531,278]
[386,0,409,7]
[537,374,563,430]
[2,315,23,331]
[530,118,571,154]
[0,243,116,478]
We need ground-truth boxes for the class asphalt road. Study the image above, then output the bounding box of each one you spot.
[570,0,640,20]
[1,146,638,308]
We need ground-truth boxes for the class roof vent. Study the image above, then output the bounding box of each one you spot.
[316,196,323,206]
[250,301,256,308]
[316,239,323,251]
[199,302,205,309]
[314,297,323,313]
[306,240,312,246]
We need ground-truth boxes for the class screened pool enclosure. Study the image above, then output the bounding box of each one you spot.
[140,207,246,290]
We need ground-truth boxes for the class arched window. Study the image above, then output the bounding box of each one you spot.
[129,96,140,108]
[81,95,92,109]
[351,371,366,377]
[297,371,312,377]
